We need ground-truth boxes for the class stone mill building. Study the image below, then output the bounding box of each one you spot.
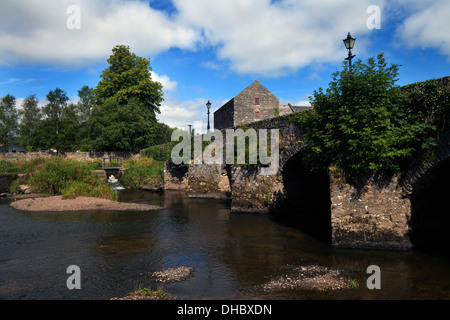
[213,80,312,130]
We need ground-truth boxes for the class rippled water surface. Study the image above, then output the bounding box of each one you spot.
[1,190,449,300]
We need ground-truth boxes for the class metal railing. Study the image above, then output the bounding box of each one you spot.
[102,157,124,169]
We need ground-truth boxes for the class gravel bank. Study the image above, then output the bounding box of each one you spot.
[9,194,162,212]
[254,264,354,292]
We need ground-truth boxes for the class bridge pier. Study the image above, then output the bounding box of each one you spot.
[329,172,413,250]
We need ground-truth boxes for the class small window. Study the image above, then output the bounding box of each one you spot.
[255,110,260,119]
[255,97,260,105]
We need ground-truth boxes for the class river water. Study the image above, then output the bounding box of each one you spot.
[1,190,449,300]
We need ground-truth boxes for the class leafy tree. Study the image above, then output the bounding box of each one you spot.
[91,45,164,151]
[34,88,80,152]
[95,45,163,113]
[0,94,18,148]
[75,86,96,150]
[76,85,95,123]
[90,97,160,151]
[299,53,401,177]
[18,94,41,150]
[293,53,450,182]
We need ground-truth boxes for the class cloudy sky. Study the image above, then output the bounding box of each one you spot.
[0,0,449,130]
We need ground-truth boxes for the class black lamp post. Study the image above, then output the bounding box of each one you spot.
[206,100,211,132]
[343,32,356,70]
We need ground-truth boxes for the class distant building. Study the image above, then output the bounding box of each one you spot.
[0,144,28,153]
[213,80,312,130]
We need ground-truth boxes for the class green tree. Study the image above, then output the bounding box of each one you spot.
[90,97,160,151]
[18,94,41,150]
[0,94,18,148]
[74,86,95,150]
[91,45,164,151]
[293,53,450,183]
[34,88,80,152]
[76,85,95,123]
[42,88,69,153]
[95,45,163,113]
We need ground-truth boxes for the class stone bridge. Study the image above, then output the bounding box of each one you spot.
[165,112,450,251]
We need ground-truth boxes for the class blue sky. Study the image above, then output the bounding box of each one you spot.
[0,0,449,130]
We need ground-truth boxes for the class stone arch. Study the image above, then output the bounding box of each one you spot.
[405,130,450,254]
[276,150,332,242]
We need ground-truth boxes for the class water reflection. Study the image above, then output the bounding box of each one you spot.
[0,191,449,300]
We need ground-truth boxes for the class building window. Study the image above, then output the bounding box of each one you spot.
[255,97,260,105]
[255,110,260,119]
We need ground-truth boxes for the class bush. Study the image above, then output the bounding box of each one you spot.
[0,160,19,174]
[26,157,113,199]
[121,157,164,190]
[291,52,450,183]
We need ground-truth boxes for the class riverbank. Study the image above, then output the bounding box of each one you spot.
[9,194,162,212]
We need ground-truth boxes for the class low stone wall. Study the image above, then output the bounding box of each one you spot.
[330,173,412,250]
[0,151,140,163]
[0,152,52,162]
[0,174,18,193]
[187,163,230,199]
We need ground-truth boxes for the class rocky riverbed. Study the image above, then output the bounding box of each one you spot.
[112,264,355,300]
[249,264,355,294]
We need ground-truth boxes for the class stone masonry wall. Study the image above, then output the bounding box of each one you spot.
[0,151,140,163]
[229,166,284,213]
[187,163,231,199]
[164,162,188,191]
[214,99,235,130]
[233,81,280,127]
[330,172,412,250]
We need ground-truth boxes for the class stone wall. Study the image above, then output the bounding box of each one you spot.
[0,151,140,163]
[164,162,188,191]
[229,166,284,213]
[187,163,231,198]
[0,174,18,193]
[233,80,280,127]
[330,172,412,250]
[214,99,235,130]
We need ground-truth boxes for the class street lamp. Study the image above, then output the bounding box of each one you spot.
[343,32,356,70]
[206,100,211,132]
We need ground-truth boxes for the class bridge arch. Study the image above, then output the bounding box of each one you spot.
[405,130,450,254]
[276,151,332,243]
[236,115,332,242]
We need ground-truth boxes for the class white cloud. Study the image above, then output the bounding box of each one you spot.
[394,0,450,59]
[2,0,448,82]
[0,0,197,67]
[152,73,178,92]
[174,0,386,76]
[157,95,211,130]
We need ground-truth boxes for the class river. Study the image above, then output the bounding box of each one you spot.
[1,190,449,300]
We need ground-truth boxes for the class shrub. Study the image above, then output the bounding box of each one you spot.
[0,160,19,174]
[121,157,164,190]
[26,157,113,200]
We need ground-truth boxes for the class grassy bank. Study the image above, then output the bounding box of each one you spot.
[3,157,113,200]
[3,156,165,198]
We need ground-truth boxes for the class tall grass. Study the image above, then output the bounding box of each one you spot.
[0,160,20,174]
[24,157,113,200]
[121,157,164,190]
